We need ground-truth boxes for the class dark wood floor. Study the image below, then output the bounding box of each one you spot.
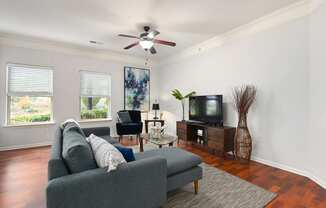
[0,138,325,208]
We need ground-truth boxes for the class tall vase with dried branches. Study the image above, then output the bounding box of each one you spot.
[233,85,257,163]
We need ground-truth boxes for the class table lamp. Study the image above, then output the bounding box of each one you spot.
[152,103,160,119]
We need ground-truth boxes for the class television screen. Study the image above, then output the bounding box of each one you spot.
[189,95,223,125]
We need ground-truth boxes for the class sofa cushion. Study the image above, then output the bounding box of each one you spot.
[134,148,202,176]
[82,127,110,137]
[118,123,142,131]
[62,123,97,174]
[86,134,126,172]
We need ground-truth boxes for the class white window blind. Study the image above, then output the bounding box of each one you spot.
[80,71,111,97]
[7,64,53,96]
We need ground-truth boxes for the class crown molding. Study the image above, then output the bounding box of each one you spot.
[159,0,326,66]
[0,33,157,68]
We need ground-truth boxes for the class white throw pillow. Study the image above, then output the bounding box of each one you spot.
[86,134,126,172]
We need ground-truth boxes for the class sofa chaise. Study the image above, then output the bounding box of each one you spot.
[47,126,202,208]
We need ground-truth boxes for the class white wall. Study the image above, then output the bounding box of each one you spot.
[157,10,326,188]
[308,3,326,186]
[158,16,310,173]
[0,45,159,149]
[158,3,326,188]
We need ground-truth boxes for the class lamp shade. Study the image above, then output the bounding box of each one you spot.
[152,103,160,110]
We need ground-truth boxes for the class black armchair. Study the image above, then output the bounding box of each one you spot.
[116,110,143,141]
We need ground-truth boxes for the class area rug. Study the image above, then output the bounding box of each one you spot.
[133,144,276,208]
[164,163,276,208]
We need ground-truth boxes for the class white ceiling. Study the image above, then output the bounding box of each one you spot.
[0,0,300,61]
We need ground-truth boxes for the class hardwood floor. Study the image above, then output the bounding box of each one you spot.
[0,138,325,208]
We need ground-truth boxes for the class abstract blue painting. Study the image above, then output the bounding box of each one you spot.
[124,67,150,111]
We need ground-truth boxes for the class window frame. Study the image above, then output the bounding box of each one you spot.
[79,70,112,122]
[5,63,54,126]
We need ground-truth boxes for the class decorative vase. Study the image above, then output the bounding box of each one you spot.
[150,126,162,139]
[232,85,256,163]
[234,114,252,163]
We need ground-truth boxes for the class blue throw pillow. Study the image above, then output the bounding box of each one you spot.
[114,145,136,162]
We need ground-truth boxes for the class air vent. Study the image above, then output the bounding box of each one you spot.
[89,40,103,45]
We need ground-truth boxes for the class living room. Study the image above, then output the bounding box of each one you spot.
[0,0,325,207]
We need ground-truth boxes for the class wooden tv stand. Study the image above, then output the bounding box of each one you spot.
[176,121,236,158]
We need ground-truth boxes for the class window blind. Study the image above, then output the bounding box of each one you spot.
[80,71,111,97]
[7,64,53,96]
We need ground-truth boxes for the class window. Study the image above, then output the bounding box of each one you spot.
[6,64,53,125]
[80,71,111,120]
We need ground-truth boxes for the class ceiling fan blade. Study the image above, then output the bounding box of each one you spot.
[124,42,139,49]
[148,30,160,38]
[118,34,139,39]
[154,39,176,47]
[150,47,157,54]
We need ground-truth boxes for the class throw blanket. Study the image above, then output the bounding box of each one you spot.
[60,119,85,137]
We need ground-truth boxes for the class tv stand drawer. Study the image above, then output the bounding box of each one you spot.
[208,141,223,151]
[176,121,236,155]
[207,127,224,141]
[177,121,187,130]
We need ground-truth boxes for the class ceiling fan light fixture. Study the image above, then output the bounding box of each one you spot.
[147,33,154,39]
[139,40,154,49]
[119,26,175,54]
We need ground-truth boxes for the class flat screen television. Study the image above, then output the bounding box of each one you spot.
[189,95,223,126]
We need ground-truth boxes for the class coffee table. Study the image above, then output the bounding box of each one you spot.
[139,133,178,152]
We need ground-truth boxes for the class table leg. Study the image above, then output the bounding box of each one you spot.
[139,135,144,152]
[145,121,148,133]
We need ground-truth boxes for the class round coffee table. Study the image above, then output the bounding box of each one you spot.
[139,133,178,152]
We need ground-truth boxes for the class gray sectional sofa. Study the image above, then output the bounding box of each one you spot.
[47,126,202,208]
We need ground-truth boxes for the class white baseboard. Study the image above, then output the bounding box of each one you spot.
[308,173,326,189]
[0,141,52,151]
[252,156,326,189]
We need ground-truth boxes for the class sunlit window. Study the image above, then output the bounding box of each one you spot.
[80,71,111,120]
[7,64,53,125]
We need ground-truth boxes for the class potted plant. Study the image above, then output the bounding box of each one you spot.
[232,85,256,163]
[171,89,196,121]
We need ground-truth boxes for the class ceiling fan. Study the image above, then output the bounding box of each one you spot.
[118,26,176,54]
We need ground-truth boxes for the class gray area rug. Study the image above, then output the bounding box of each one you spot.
[164,163,276,208]
[133,144,276,207]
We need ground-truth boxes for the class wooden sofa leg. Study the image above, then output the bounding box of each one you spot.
[194,180,199,194]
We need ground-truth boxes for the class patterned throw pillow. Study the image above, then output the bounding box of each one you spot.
[86,134,126,172]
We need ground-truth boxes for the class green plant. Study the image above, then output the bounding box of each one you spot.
[81,109,108,120]
[171,89,196,121]
[10,114,51,124]
[30,114,51,122]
